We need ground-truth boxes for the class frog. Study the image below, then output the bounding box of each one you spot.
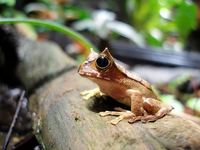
[78,48,173,125]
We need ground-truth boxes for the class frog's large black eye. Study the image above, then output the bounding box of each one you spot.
[96,56,110,70]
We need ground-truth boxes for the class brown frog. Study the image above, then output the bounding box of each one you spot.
[78,48,173,125]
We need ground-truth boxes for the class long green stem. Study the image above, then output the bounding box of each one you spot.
[0,18,97,51]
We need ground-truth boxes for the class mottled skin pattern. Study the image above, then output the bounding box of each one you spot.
[78,48,173,125]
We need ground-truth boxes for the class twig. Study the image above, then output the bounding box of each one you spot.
[2,90,25,150]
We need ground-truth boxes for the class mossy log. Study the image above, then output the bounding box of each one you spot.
[17,37,200,150]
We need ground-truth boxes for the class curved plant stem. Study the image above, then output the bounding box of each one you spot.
[0,18,97,52]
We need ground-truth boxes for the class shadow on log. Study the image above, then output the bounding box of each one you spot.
[16,37,200,150]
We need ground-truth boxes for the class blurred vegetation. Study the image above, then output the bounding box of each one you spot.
[126,0,197,50]
[0,0,198,51]
[0,0,97,56]
[158,75,200,116]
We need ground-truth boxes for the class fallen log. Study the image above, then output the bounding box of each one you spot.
[16,37,200,150]
[29,69,200,150]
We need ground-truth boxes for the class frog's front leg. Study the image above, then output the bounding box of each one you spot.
[80,87,105,100]
[99,90,143,125]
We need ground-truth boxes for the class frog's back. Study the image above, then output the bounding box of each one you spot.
[116,63,151,87]
[117,64,158,99]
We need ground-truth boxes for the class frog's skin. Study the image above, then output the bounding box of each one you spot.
[78,48,173,125]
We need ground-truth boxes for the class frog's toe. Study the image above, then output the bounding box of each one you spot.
[128,116,142,124]
[99,111,126,117]
[99,110,135,125]
[80,90,90,96]
[141,115,157,123]
[110,116,124,125]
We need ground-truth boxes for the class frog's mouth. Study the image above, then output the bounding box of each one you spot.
[78,64,100,78]
[79,70,99,77]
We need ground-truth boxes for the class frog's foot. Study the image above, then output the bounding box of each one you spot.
[99,110,135,125]
[140,115,158,123]
[80,88,104,100]
[128,107,171,123]
[140,107,170,123]
[128,115,162,124]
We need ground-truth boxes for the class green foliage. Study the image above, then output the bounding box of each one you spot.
[167,75,190,91]
[24,1,90,24]
[0,1,96,54]
[174,1,197,41]
[0,0,18,17]
[63,5,91,20]
[126,0,197,48]
[160,94,184,112]
[186,98,200,112]
[0,0,15,6]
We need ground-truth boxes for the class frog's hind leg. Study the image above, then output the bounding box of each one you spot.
[99,110,135,125]
[141,98,174,123]
[141,107,172,122]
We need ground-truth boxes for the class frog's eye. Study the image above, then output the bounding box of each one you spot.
[96,56,111,70]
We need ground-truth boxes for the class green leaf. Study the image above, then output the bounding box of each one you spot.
[63,6,91,20]
[175,0,197,41]
[186,98,200,111]
[145,33,162,47]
